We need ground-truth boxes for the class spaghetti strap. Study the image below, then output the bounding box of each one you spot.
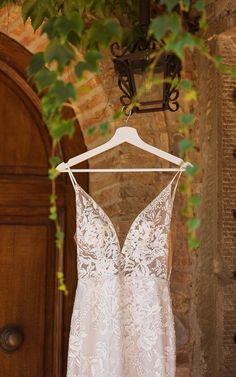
[170,168,183,202]
[66,163,78,191]
[167,168,183,281]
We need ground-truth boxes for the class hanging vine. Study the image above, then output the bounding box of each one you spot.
[0,0,235,294]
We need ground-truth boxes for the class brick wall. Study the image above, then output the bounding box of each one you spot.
[216,30,236,377]
[191,46,219,377]
[188,1,236,375]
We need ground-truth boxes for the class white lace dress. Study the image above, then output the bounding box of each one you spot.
[66,163,182,377]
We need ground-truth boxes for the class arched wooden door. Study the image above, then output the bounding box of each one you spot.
[0,33,88,377]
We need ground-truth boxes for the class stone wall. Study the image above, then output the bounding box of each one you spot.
[191,46,219,377]
[190,2,236,376]
[215,30,236,377]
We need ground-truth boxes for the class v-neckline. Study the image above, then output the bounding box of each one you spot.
[73,179,174,252]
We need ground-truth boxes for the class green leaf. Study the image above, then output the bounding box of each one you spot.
[182,0,192,12]
[61,0,82,12]
[56,229,64,243]
[44,41,75,68]
[188,217,201,230]
[75,50,102,79]
[112,110,123,120]
[218,63,230,74]
[48,167,60,180]
[88,126,96,135]
[159,0,178,12]
[179,182,187,193]
[188,237,200,250]
[85,50,102,70]
[181,206,189,217]
[50,205,57,213]
[57,271,68,293]
[48,81,76,106]
[213,56,232,75]
[183,89,197,101]
[57,271,64,279]
[42,95,59,122]
[75,61,87,79]
[49,155,62,167]
[56,12,83,42]
[50,119,75,139]
[194,0,205,11]
[186,164,199,176]
[83,18,121,49]
[231,67,236,77]
[49,193,57,204]
[99,122,109,135]
[178,138,194,153]
[214,55,223,68]
[34,69,57,93]
[0,0,18,8]
[179,79,192,91]
[49,204,57,220]
[181,0,191,11]
[41,17,57,39]
[49,212,57,220]
[199,17,208,30]
[165,32,200,60]
[42,12,83,43]
[28,52,45,77]
[22,0,55,30]
[149,13,181,41]
[188,194,201,207]
[179,113,194,126]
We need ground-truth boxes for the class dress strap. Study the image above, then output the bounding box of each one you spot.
[167,168,184,281]
[66,163,78,191]
[170,168,183,202]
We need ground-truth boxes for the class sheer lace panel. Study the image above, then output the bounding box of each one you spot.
[67,166,182,281]
[66,164,182,377]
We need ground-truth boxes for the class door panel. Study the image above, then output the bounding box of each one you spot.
[0,32,88,377]
[0,70,48,172]
[0,225,48,377]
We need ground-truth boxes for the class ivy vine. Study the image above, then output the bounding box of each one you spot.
[1,0,235,294]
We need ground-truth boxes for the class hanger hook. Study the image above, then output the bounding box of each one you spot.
[125,110,133,126]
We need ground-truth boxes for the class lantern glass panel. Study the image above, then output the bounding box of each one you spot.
[133,67,164,111]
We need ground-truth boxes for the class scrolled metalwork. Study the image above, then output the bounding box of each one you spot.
[165,54,181,112]
[111,35,181,113]
[110,37,161,59]
[110,41,129,58]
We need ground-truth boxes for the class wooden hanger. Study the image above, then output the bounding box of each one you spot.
[56,126,192,173]
[57,117,192,244]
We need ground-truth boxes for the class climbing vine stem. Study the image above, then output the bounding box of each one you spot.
[1,0,235,293]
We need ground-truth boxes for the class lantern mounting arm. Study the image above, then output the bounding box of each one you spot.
[139,0,150,31]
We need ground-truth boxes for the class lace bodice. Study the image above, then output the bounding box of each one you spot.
[73,181,176,281]
[66,164,182,377]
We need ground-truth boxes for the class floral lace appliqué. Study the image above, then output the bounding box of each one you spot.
[66,167,182,377]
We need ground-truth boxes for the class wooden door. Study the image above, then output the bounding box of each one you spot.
[0,33,88,377]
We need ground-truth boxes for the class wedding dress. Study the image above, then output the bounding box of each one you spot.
[65,162,182,377]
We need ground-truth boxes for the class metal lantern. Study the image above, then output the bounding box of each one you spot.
[111,0,182,113]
